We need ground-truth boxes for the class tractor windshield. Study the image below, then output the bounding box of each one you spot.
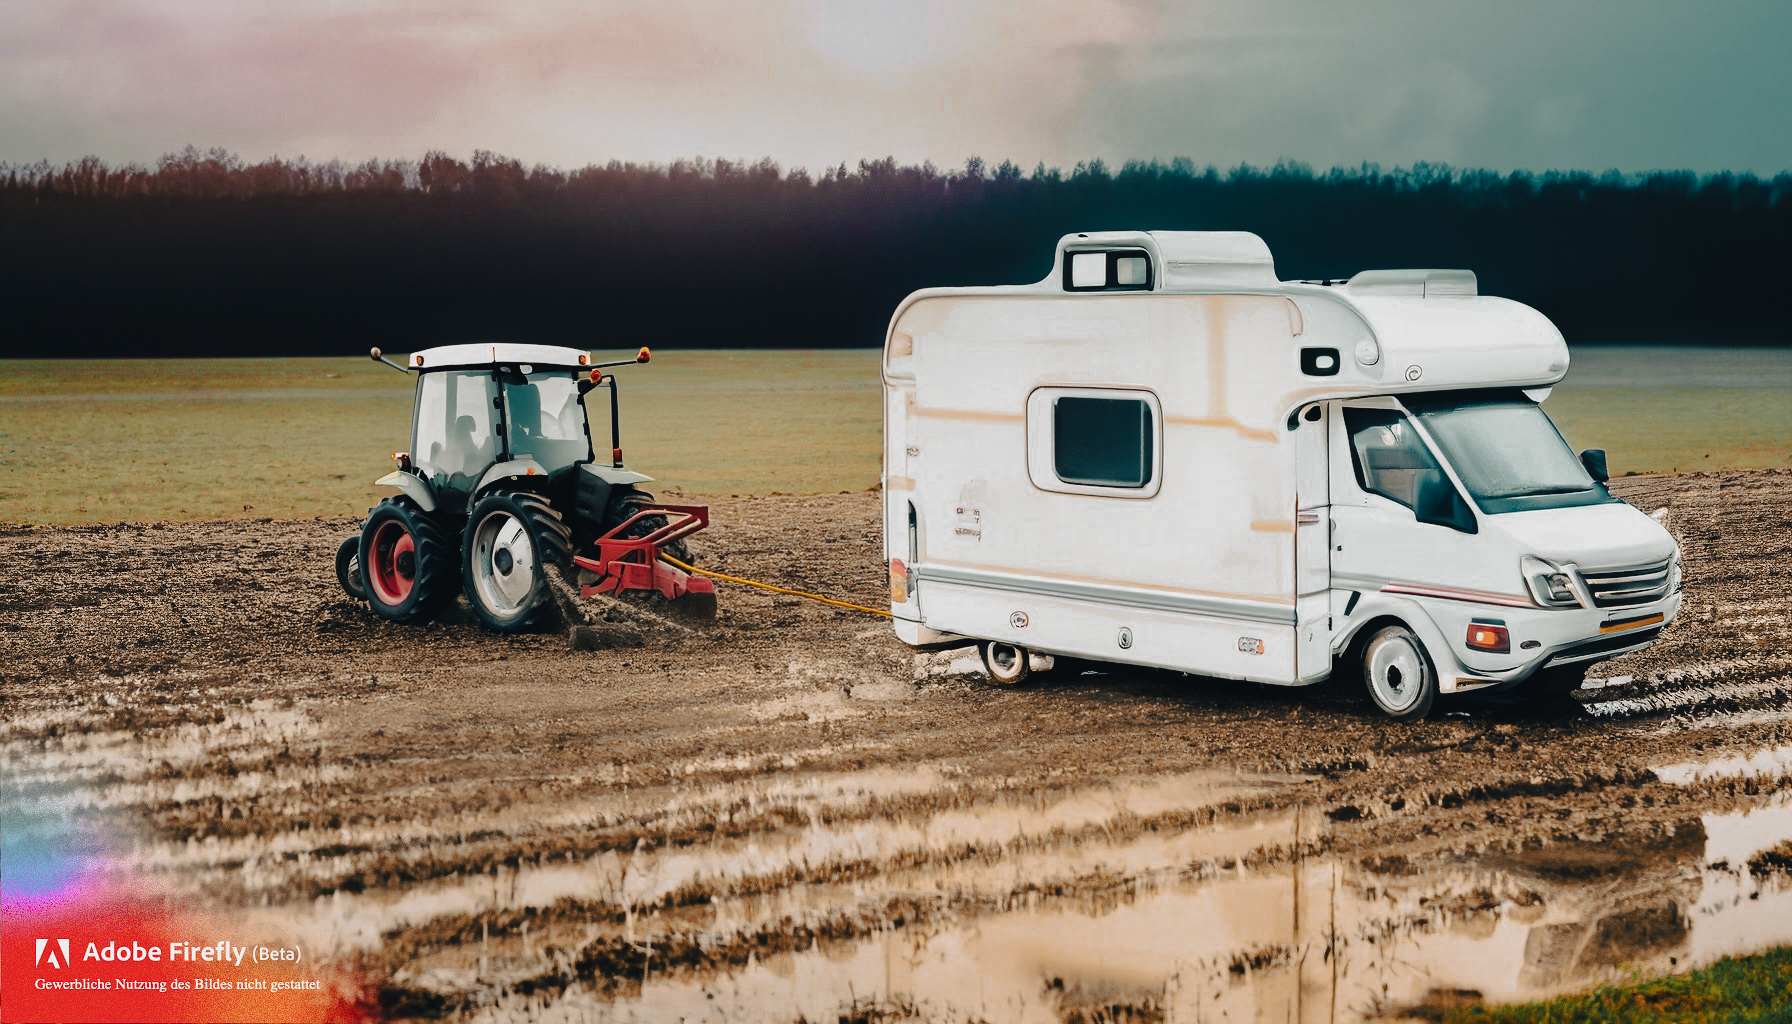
[501,371,591,474]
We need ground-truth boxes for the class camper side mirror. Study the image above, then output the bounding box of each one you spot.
[1579,448,1609,482]
[1414,472,1478,534]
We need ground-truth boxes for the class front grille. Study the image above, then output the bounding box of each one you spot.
[1579,559,1673,608]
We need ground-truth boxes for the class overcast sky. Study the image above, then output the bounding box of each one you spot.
[3,0,1788,174]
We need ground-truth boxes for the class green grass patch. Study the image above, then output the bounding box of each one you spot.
[1415,947,1792,1023]
[1,347,1785,525]
[0,350,882,524]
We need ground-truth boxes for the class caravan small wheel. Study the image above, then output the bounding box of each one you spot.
[981,641,1031,685]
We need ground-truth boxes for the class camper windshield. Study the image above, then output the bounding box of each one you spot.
[1404,390,1617,514]
[501,371,591,473]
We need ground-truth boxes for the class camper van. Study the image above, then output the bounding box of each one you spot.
[881,231,1681,719]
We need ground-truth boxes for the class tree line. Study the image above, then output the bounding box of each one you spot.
[3,146,1788,357]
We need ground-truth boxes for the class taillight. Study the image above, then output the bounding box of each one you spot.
[1466,621,1510,653]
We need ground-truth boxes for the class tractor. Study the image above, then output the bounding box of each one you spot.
[334,343,711,631]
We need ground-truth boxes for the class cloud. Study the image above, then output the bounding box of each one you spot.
[1,0,1787,173]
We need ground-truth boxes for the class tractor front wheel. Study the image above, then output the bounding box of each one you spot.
[463,492,573,632]
[335,536,367,601]
[359,499,457,624]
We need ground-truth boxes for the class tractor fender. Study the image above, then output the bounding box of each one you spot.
[469,458,553,508]
[374,471,437,513]
[581,464,654,487]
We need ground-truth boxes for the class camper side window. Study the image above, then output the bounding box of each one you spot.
[1026,387,1162,498]
[1054,396,1154,488]
[1344,407,1445,512]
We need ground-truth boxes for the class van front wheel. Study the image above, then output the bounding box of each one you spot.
[1361,625,1437,720]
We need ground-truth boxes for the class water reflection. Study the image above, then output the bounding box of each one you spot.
[542,793,1792,1024]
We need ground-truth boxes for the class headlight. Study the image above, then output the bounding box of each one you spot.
[1540,573,1577,602]
[1669,551,1683,594]
[1521,555,1584,608]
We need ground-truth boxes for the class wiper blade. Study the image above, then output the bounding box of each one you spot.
[1488,485,1592,498]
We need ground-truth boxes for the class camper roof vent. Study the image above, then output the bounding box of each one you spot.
[1345,269,1478,297]
[1148,231,1277,288]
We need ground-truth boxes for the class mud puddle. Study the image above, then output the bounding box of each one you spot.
[1653,744,1792,786]
[483,791,1792,1024]
[265,768,1311,956]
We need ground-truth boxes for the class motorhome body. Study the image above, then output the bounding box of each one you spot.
[881,231,1682,718]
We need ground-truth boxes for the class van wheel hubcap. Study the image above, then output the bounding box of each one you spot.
[1368,633,1426,711]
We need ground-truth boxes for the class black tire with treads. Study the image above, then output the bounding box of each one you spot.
[463,491,573,632]
[335,536,367,601]
[606,488,691,563]
[358,498,458,624]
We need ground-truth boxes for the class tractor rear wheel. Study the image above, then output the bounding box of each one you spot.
[463,492,573,632]
[359,499,457,624]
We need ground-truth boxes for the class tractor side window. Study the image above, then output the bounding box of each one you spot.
[502,373,590,473]
[414,371,497,493]
[1345,407,1444,511]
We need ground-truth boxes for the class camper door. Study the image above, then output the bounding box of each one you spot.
[1293,402,1331,682]
[1328,397,1486,608]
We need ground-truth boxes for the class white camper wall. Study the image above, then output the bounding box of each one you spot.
[893,291,1310,682]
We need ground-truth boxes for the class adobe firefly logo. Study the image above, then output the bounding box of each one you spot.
[36,938,72,969]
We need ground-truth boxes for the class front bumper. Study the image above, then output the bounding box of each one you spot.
[1410,592,1681,691]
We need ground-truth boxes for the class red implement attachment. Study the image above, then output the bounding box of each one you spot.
[572,504,715,606]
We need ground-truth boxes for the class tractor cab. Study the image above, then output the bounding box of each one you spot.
[408,352,595,503]
[369,342,658,544]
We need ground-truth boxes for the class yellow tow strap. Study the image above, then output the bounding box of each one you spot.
[658,553,892,617]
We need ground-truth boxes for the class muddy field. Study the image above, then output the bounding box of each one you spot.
[4,469,1791,1023]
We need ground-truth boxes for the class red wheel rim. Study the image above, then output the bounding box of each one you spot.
[368,521,416,605]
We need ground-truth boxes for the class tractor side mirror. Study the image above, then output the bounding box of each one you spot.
[369,347,411,373]
[1579,448,1609,482]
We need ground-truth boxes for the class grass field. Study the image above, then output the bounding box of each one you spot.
[1420,947,1792,1023]
[0,347,1786,525]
